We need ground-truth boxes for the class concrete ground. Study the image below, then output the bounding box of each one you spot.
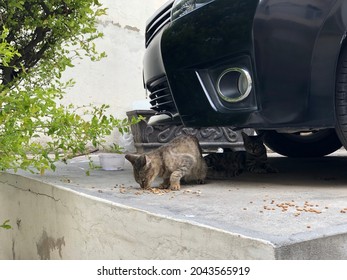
[9,149,347,259]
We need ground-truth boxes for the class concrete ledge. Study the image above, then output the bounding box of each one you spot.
[1,153,347,259]
[0,169,274,260]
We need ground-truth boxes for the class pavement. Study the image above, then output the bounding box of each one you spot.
[16,149,347,259]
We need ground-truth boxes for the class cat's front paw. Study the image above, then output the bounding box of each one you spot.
[159,178,170,189]
[170,182,181,191]
[159,183,170,189]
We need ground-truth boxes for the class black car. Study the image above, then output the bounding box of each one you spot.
[143,0,347,157]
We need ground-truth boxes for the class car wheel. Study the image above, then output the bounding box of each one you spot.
[261,130,342,157]
[335,45,347,150]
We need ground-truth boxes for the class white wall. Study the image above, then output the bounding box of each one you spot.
[62,0,168,142]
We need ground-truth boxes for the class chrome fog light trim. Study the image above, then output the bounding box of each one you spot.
[216,68,252,103]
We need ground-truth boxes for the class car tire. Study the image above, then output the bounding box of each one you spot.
[335,45,347,150]
[261,130,342,158]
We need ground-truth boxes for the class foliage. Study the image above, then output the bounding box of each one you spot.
[0,220,11,230]
[101,143,124,153]
[0,0,141,173]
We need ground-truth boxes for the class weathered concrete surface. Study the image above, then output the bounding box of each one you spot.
[1,151,347,259]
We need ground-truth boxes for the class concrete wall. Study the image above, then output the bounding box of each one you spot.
[0,172,275,260]
[61,0,168,142]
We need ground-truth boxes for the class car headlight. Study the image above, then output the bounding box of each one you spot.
[171,0,213,21]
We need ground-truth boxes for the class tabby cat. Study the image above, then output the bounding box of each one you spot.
[204,132,278,179]
[125,135,207,191]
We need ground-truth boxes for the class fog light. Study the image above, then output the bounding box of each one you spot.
[216,68,252,103]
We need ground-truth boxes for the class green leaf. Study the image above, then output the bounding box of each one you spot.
[0,220,11,230]
[0,0,143,174]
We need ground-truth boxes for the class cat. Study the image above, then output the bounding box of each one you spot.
[204,131,278,179]
[125,134,207,191]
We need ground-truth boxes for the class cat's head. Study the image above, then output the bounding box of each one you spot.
[241,132,266,155]
[125,154,156,189]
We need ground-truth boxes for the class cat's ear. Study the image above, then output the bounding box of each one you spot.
[241,131,249,142]
[138,155,151,167]
[249,131,265,141]
[125,154,140,165]
[256,132,265,141]
[125,154,150,167]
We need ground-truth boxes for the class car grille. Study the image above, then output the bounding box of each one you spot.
[147,76,177,117]
[145,1,173,47]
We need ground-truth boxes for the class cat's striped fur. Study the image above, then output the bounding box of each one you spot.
[204,132,278,179]
[204,151,245,178]
[125,135,207,191]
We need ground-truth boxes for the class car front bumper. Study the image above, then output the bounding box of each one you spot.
[143,0,339,130]
[144,0,260,127]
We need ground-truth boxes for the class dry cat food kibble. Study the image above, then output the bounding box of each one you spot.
[260,199,328,217]
[117,185,203,197]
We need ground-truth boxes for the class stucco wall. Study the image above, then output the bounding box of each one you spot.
[61,0,167,140]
